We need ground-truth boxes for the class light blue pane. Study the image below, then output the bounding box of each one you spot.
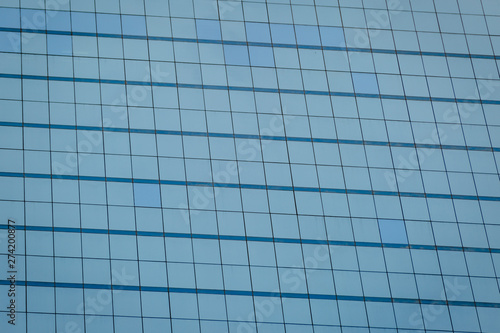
[97,14,122,34]
[196,19,221,40]
[270,24,296,44]
[144,319,171,333]
[0,8,20,29]
[379,219,408,244]
[47,35,72,56]
[249,46,275,67]
[32,314,58,333]
[246,22,271,43]
[46,11,70,31]
[0,31,20,52]
[224,45,249,66]
[122,15,147,36]
[171,319,199,332]
[71,12,96,33]
[320,26,345,47]
[352,73,379,94]
[134,183,161,208]
[21,9,46,29]
[295,25,321,46]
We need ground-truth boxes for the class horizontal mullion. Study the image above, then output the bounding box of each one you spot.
[0,279,499,308]
[1,224,499,254]
[0,171,499,201]
[1,26,499,60]
[0,121,499,153]
[1,73,498,106]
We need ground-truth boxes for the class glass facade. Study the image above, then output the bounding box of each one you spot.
[1,0,500,332]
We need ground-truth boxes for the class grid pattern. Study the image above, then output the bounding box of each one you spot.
[1,0,500,332]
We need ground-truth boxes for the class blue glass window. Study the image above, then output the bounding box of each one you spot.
[295,25,321,46]
[352,73,379,94]
[0,8,20,29]
[122,15,147,36]
[71,12,96,33]
[196,19,221,40]
[320,26,345,47]
[245,22,271,43]
[4,0,500,331]
[21,9,46,29]
[270,24,296,44]
[224,45,249,66]
[46,11,70,31]
[134,183,161,208]
[378,219,408,244]
[249,46,275,67]
[0,32,20,52]
[47,35,72,56]
[97,14,122,34]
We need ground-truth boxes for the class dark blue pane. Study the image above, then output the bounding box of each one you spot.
[378,219,408,244]
[71,12,96,33]
[320,26,345,47]
[46,11,70,31]
[21,9,46,29]
[97,14,122,34]
[352,73,379,94]
[196,19,221,40]
[224,45,250,66]
[47,35,72,56]
[270,24,296,44]
[122,15,147,36]
[295,25,321,46]
[245,22,271,43]
[0,8,20,28]
[0,31,20,52]
[249,46,275,67]
[134,183,161,208]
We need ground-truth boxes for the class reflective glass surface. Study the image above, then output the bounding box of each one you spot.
[1,0,500,332]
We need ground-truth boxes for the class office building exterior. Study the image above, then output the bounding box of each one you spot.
[1,0,500,332]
